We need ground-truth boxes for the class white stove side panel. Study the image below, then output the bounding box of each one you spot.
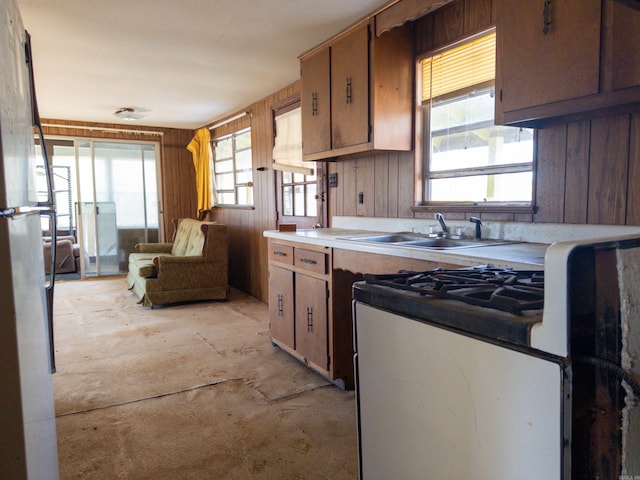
[533,235,640,358]
[531,241,571,357]
[354,302,563,480]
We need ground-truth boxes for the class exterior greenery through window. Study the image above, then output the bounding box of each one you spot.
[212,128,253,206]
[421,30,534,205]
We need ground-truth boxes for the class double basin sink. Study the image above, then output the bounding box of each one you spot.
[343,232,515,250]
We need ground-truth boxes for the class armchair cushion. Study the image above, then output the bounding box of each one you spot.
[136,243,173,254]
[127,218,228,307]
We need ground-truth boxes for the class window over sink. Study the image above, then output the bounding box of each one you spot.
[419,30,535,207]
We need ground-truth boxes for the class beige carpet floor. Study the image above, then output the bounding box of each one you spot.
[52,277,358,480]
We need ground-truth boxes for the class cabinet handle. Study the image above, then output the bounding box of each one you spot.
[543,0,551,35]
[312,92,318,116]
[306,307,313,332]
[273,251,287,257]
[277,294,283,316]
[299,258,317,265]
[346,77,352,104]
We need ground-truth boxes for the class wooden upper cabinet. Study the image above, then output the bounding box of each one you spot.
[331,24,370,150]
[496,0,640,127]
[610,1,640,91]
[496,0,601,124]
[300,20,413,161]
[301,47,331,156]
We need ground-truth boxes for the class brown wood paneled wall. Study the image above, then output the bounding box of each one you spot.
[328,151,415,220]
[161,128,199,234]
[535,113,640,225]
[40,118,197,238]
[209,81,301,302]
[415,0,496,55]
[327,0,640,227]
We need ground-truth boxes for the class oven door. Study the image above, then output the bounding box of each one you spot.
[354,302,570,480]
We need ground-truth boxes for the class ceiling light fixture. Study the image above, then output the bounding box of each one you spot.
[114,107,148,121]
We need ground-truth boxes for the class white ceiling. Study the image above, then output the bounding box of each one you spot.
[17,0,391,130]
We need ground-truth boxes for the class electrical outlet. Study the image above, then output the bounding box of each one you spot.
[328,173,338,188]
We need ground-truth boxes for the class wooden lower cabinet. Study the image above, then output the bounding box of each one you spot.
[294,273,328,370]
[268,240,357,389]
[268,266,294,346]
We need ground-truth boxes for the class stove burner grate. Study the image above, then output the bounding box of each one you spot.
[363,266,544,315]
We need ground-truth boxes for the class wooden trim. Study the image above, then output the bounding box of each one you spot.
[272,96,300,115]
[42,122,164,137]
[207,111,250,130]
[333,248,463,275]
[376,0,456,36]
[501,88,640,129]
[212,205,255,211]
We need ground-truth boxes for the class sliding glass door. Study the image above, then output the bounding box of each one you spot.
[36,137,161,277]
[77,141,160,276]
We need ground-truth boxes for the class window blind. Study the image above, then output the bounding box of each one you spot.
[272,107,314,175]
[422,31,496,102]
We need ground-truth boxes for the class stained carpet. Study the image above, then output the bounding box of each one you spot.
[52,277,358,479]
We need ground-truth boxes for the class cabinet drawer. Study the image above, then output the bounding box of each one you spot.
[294,248,327,274]
[269,243,294,265]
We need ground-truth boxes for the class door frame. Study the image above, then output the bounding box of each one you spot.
[272,97,328,229]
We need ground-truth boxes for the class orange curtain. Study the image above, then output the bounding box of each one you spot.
[187,127,214,216]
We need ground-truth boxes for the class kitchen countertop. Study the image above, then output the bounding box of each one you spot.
[264,228,548,270]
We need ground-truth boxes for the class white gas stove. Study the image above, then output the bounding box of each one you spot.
[353,234,640,480]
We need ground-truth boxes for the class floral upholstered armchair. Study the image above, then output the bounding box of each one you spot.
[127,218,228,307]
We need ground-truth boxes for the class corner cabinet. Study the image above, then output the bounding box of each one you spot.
[496,0,640,127]
[300,20,414,161]
[267,239,359,389]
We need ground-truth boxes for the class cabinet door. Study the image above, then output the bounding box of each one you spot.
[295,273,328,370]
[331,23,370,149]
[497,0,601,114]
[301,47,331,156]
[268,266,294,347]
[610,1,640,91]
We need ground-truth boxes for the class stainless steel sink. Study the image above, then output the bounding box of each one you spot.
[402,238,485,249]
[343,232,515,250]
[345,233,425,243]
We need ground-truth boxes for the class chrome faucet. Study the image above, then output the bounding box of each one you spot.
[434,212,449,237]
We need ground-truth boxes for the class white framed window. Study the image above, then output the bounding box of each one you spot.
[212,128,253,206]
[421,30,534,205]
[281,170,318,217]
[272,105,319,219]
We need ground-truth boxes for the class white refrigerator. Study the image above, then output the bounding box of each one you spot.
[0,0,59,478]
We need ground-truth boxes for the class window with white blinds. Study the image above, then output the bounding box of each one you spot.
[420,30,535,205]
[422,32,496,102]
